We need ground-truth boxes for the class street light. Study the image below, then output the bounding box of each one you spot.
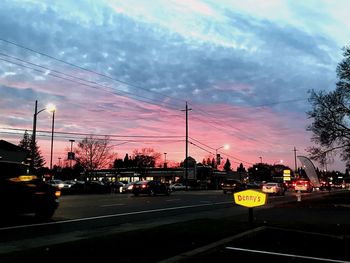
[215,144,229,168]
[259,156,263,163]
[31,100,55,169]
[31,100,48,168]
[47,103,56,171]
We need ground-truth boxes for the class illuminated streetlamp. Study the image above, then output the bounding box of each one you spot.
[215,144,229,168]
[31,100,56,170]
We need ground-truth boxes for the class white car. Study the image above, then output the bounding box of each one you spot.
[262,182,286,196]
[48,179,65,189]
[170,183,187,191]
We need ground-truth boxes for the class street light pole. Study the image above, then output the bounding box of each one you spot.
[31,100,47,169]
[215,144,229,169]
[50,109,55,171]
[259,156,262,163]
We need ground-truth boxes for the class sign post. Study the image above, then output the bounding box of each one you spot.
[233,189,267,224]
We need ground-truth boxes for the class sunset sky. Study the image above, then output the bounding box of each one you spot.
[1,0,350,172]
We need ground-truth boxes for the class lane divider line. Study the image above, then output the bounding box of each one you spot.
[0,201,231,231]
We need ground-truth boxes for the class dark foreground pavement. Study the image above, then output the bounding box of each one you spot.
[1,190,350,263]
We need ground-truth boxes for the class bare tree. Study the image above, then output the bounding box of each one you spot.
[132,148,161,168]
[75,136,116,172]
[307,45,350,168]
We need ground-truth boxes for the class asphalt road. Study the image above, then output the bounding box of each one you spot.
[0,189,345,262]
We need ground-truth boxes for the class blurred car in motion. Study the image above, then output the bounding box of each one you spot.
[132,180,171,196]
[0,160,60,219]
[262,182,286,196]
[220,179,246,194]
[169,183,186,191]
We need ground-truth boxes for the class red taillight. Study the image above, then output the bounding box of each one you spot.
[141,184,147,188]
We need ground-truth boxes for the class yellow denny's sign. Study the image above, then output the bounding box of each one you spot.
[233,189,267,208]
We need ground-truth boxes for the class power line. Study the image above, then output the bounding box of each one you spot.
[0,38,186,105]
[0,55,183,111]
[0,127,184,138]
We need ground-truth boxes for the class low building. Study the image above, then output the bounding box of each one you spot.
[0,140,28,162]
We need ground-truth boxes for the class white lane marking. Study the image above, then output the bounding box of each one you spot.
[0,201,231,231]
[165,199,181,202]
[101,203,125,207]
[225,247,349,263]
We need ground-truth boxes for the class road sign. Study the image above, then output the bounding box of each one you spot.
[283,169,291,182]
[233,189,267,208]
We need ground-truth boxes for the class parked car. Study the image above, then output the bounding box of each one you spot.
[121,182,135,193]
[67,180,110,194]
[60,180,80,194]
[47,179,65,189]
[111,181,125,193]
[132,180,171,196]
[220,179,246,194]
[0,160,60,218]
[169,183,186,191]
[246,181,263,189]
[262,182,286,195]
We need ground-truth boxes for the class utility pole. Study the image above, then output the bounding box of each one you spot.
[293,146,298,173]
[182,102,192,190]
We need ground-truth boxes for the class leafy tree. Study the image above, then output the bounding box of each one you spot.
[75,136,116,172]
[307,46,350,168]
[113,158,124,168]
[223,158,231,172]
[124,153,131,167]
[248,163,272,182]
[211,158,215,168]
[237,163,246,173]
[18,130,45,169]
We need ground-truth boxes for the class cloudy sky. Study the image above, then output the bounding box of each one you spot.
[1,0,350,171]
